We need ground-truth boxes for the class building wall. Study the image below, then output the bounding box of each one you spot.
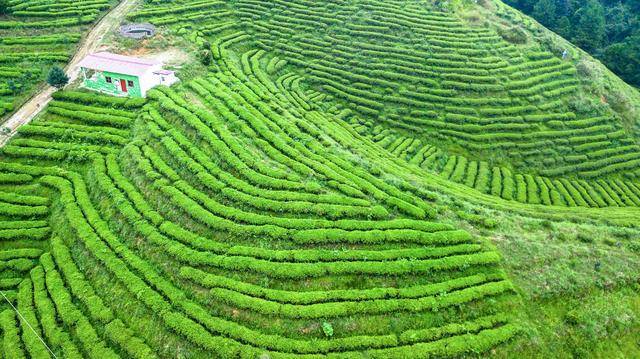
[82,69,143,98]
[138,64,166,97]
[139,70,158,98]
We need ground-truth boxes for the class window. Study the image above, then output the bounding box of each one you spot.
[128,80,134,87]
[105,76,112,83]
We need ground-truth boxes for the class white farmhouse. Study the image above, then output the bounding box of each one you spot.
[78,52,179,98]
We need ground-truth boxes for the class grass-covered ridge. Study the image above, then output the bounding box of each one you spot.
[0,0,638,357]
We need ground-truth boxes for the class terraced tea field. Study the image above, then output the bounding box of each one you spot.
[170,0,640,178]
[0,0,639,357]
[0,59,521,356]
[357,124,640,208]
[0,0,117,120]
[126,0,640,207]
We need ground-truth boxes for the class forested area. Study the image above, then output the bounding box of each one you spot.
[505,0,640,88]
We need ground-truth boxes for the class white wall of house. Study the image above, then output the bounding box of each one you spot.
[137,65,179,97]
[138,65,162,97]
[157,72,179,87]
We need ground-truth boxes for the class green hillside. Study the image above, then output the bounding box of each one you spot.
[0,0,119,120]
[0,0,638,357]
[128,0,640,208]
[504,0,640,89]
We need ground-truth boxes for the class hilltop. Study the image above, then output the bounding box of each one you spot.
[0,0,638,358]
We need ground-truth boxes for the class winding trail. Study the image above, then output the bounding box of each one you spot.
[0,0,140,147]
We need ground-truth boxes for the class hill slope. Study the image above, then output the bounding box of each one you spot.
[504,0,640,89]
[0,0,638,357]
[0,0,120,122]
[129,0,640,208]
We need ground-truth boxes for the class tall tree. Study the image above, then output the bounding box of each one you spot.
[602,35,640,86]
[573,0,606,52]
[0,0,9,15]
[47,67,69,89]
[604,3,638,43]
[533,0,558,28]
[555,16,572,39]
[556,0,573,17]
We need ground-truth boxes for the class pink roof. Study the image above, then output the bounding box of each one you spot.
[153,69,174,75]
[78,52,160,77]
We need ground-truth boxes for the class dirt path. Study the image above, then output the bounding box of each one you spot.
[0,0,141,147]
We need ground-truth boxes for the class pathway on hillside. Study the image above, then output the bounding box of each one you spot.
[0,0,141,147]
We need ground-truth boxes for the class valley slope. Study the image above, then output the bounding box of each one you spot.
[0,0,638,357]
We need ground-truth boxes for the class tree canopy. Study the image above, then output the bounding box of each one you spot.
[46,67,69,89]
[0,0,8,15]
